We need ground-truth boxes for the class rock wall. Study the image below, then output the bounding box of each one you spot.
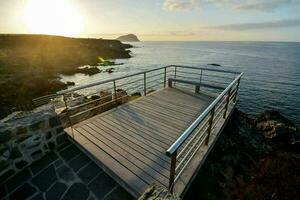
[0,105,67,184]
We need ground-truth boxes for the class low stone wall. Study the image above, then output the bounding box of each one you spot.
[0,105,67,184]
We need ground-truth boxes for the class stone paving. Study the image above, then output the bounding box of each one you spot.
[1,139,134,200]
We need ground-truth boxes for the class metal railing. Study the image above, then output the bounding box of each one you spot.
[165,69,243,192]
[31,65,238,128]
[30,64,242,192]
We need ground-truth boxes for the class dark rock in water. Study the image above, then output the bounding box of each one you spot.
[116,34,140,42]
[184,109,300,200]
[66,81,75,86]
[208,63,221,66]
[77,67,101,76]
[105,68,115,73]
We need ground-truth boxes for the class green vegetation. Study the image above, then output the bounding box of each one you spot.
[0,34,132,118]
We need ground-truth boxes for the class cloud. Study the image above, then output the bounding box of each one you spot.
[163,0,197,11]
[206,18,300,31]
[234,0,292,11]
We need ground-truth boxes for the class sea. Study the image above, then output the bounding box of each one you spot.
[61,41,300,126]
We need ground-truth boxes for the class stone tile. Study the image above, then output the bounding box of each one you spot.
[78,162,103,184]
[62,183,89,200]
[31,193,45,200]
[57,140,72,152]
[57,165,75,183]
[56,134,67,145]
[0,184,6,199]
[30,152,58,174]
[104,186,134,200]
[6,168,31,192]
[59,145,82,161]
[54,159,63,168]
[88,173,117,200]
[9,183,37,200]
[46,182,67,200]
[68,154,91,172]
[31,165,57,191]
[0,169,15,183]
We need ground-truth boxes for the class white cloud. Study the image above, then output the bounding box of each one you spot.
[206,18,300,30]
[163,0,197,11]
[163,0,293,12]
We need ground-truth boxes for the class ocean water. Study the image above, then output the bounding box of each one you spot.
[61,41,300,126]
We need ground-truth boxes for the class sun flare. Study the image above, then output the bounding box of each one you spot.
[22,0,83,36]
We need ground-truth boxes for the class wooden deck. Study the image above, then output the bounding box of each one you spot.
[65,87,218,198]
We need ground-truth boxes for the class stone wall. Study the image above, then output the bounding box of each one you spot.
[0,105,67,184]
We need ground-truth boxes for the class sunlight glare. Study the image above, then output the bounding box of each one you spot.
[22,0,83,36]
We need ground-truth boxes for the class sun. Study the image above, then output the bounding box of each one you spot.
[22,0,83,36]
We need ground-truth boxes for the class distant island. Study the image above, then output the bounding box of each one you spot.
[116,34,140,42]
[0,34,132,118]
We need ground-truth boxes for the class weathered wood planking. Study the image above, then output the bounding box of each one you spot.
[65,87,214,198]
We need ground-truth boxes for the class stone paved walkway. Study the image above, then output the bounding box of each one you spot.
[1,139,134,200]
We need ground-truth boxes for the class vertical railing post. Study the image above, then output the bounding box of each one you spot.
[164,67,167,88]
[233,78,240,103]
[223,87,231,118]
[144,72,147,96]
[205,106,215,145]
[199,69,203,91]
[168,151,177,193]
[62,94,74,138]
[174,66,177,86]
[195,85,200,93]
[113,80,117,102]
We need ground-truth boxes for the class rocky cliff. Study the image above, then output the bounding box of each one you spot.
[184,110,299,200]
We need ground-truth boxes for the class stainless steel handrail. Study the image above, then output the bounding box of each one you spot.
[166,72,243,157]
[57,65,240,95]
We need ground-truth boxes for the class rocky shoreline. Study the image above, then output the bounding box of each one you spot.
[0,34,133,118]
[184,109,299,200]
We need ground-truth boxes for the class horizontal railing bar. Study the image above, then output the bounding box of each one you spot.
[166,72,243,156]
[57,65,239,95]
[176,70,233,80]
[174,132,208,184]
[175,75,228,86]
[116,77,145,88]
[70,94,129,119]
[171,65,241,75]
[57,66,169,94]
[176,125,209,172]
[68,92,121,111]
[177,120,209,160]
[169,78,226,90]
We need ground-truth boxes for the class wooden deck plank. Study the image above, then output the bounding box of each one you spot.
[101,112,176,145]
[65,87,221,198]
[75,127,165,186]
[87,122,169,171]
[78,124,170,186]
[68,129,148,198]
[112,108,184,139]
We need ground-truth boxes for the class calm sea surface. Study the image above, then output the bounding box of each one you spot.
[62,41,300,126]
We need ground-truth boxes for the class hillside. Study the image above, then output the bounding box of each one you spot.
[0,34,132,118]
[116,34,140,42]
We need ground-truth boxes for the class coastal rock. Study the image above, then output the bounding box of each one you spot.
[116,34,140,42]
[185,109,300,200]
[255,110,298,144]
[66,81,75,86]
[105,68,115,73]
[208,63,221,66]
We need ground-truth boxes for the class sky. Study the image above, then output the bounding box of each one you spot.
[0,0,300,41]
